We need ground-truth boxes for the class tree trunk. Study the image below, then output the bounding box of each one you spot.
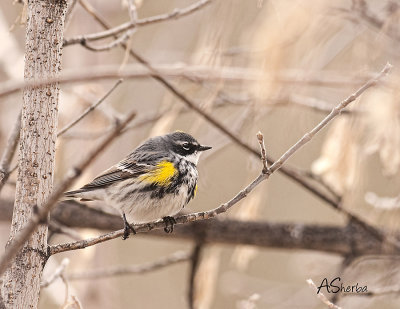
[1,0,66,308]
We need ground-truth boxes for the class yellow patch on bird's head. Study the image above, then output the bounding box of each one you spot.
[139,161,177,186]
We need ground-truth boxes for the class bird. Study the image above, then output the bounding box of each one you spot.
[65,131,211,239]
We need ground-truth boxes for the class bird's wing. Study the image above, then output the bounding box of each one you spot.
[79,159,151,191]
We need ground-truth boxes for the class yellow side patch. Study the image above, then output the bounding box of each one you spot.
[139,161,177,186]
[194,184,198,197]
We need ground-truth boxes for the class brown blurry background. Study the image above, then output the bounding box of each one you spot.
[1,0,400,308]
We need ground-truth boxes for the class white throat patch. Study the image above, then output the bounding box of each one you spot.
[184,151,201,165]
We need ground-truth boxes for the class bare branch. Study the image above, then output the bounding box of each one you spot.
[63,0,212,46]
[2,90,134,184]
[58,94,356,141]
[64,0,78,29]
[0,199,392,256]
[188,243,203,309]
[284,94,356,114]
[47,65,392,254]
[80,30,135,52]
[41,258,70,288]
[126,0,138,22]
[66,250,191,280]
[48,220,82,241]
[0,111,136,277]
[0,110,21,193]
[307,279,342,309]
[57,79,123,137]
[268,63,392,175]
[80,0,139,53]
[0,65,388,99]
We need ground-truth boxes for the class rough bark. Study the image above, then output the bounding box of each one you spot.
[1,0,66,308]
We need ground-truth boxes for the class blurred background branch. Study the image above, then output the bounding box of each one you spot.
[0,199,394,257]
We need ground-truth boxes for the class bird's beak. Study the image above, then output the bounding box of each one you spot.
[198,145,212,152]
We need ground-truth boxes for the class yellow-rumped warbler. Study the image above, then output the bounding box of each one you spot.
[65,131,211,239]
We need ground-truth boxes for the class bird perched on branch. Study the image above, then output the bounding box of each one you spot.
[65,131,211,239]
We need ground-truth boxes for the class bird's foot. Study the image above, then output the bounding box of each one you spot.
[122,213,136,240]
[163,216,176,233]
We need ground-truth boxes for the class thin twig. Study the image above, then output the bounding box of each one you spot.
[256,131,268,173]
[0,65,272,97]
[63,0,212,46]
[41,258,70,288]
[5,164,18,179]
[81,30,135,52]
[0,111,136,277]
[64,0,78,29]
[61,111,164,140]
[119,0,138,66]
[0,65,389,99]
[59,93,354,141]
[60,275,70,307]
[67,250,191,280]
[48,220,82,241]
[0,110,21,194]
[268,63,392,174]
[57,79,123,137]
[295,168,341,200]
[307,279,342,309]
[126,0,138,23]
[188,243,203,309]
[287,94,356,114]
[48,64,391,254]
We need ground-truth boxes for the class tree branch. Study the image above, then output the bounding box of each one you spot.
[41,258,69,288]
[57,79,123,137]
[66,251,191,280]
[63,0,212,46]
[0,199,394,256]
[188,243,203,309]
[0,65,387,99]
[46,64,392,255]
[0,111,136,277]
[0,110,21,193]
[307,279,342,309]
[268,63,392,174]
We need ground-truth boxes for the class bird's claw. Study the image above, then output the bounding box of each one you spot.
[163,216,176,233]
[122,213,136,240]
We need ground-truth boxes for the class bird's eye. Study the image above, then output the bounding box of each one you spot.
[182,142,190,150]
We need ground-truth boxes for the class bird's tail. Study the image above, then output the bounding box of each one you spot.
[64,189,85,198]
[64,188,99,202]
